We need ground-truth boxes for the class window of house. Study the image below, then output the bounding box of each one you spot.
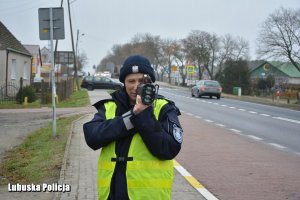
[11,59,16,80]
[23,61,28,80]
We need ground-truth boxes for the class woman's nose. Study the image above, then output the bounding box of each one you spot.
[133,82,139,90]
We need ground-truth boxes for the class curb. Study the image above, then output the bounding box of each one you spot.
[52,114,89,200]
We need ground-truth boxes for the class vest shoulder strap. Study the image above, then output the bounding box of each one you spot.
[92,98,114,110]
[155,96,181,116]
[156,95,174,104]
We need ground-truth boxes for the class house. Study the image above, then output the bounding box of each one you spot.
[24,44,43,82]
[0,21,32,91]
[249,61,300,86]
[23,45,77,83]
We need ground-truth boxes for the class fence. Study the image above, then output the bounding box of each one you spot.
[32,79,74,104]
[0,78,23,104]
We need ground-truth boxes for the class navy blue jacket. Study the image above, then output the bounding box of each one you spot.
[83,89,182,200]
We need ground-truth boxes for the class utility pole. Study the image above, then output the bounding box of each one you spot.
[67,0,80,90]
[54,0,64,62]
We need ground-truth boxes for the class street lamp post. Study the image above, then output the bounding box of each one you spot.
[75,29,84,73]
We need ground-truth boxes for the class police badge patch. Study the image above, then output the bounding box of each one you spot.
[131,65,139,73]
[172,124,183,143]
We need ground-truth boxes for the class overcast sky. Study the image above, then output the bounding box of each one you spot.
[0,0,299,73]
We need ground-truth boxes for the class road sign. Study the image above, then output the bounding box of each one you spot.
[55,51,74,64]
[186,65,195,74]
[171,65,177,72]
[39,7,65,138]
[38,7,65,40]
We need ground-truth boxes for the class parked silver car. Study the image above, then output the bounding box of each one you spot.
[191,80,222,99]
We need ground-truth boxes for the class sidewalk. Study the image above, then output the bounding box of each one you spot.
[54,90,206,200]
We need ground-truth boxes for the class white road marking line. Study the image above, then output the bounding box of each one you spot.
[230,128,242,133]
[247,135,263,141]
[260,114,270,117]
[196,188,219,200]
[249,111,257,114]
[216,123,225,127]
[205,119,214,123]
[195,116,202,119]
[229,106,236,109]
[221,105,227,107]
[187,113,194,116]
[268,143,287,149]
[238,108,246,111]
[272,117,300,124]
[207,101,212,104]
[174,165,191,176]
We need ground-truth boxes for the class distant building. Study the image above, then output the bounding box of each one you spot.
[23,44,43,82]
[249,61,300,85]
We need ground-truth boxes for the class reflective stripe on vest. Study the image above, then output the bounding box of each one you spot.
[97,99,174,200]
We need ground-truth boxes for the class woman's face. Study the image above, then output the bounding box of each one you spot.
[124,73,144,104]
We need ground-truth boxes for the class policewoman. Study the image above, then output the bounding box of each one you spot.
[83,55,183,200]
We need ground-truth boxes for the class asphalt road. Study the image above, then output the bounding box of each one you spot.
[156,86,300,200]
[159,87,300,155]
[0,107,93,160]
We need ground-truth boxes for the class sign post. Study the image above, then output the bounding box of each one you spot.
[186,65,195,85]
[39,7,65,138]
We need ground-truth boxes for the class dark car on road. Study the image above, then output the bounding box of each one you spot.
[81,76,123,91]
[191,80,222,99]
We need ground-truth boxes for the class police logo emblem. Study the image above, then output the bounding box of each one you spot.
[173,124,183,143]
[131,65,139,73]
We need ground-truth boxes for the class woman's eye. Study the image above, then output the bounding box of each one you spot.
[128,80,135,84]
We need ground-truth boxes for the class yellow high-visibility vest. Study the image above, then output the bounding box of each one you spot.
[98,99,174,200]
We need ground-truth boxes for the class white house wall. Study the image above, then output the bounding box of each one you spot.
[288,78,300,85]
[0,51,6,85]
[6,51,31,87]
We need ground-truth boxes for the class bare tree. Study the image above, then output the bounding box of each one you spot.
[77,51,88,71]
[216,34,250,75]
[183,30,210,80]
[207,33,220,79]
[131,33,164,79]
[257,7,300,71]
[233,36,250,60]
[217,34,236,73]
[161,39,179,83]
[98,33,164,79]
[173,40,187,85]
[183,30,220,80]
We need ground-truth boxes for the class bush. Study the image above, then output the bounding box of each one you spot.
[16,85,37,103]
[219,59,251,95]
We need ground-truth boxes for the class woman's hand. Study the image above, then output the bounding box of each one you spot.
[133,95,150,115]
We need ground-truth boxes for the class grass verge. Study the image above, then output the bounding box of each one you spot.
[0,100,42,109]
[0,89,89,109]
[0,114,83,185]
[56,89,89,108]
